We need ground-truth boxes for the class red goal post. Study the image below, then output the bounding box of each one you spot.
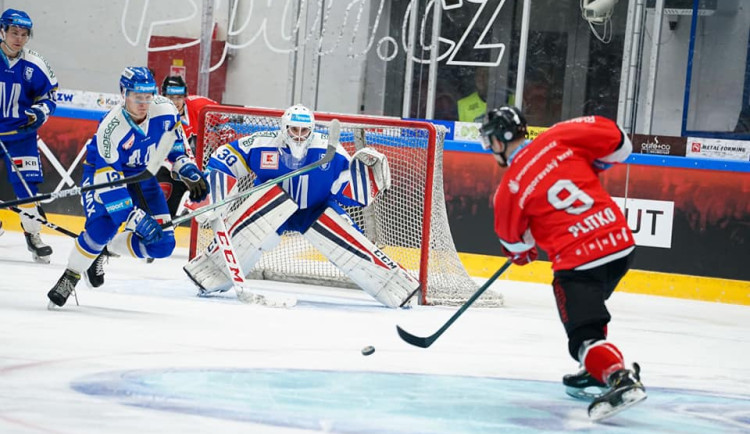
[190,105,503,307]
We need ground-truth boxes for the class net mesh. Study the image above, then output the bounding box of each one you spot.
[192,106,503,307]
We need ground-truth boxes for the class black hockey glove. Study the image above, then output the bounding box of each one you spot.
[173,156,210,202]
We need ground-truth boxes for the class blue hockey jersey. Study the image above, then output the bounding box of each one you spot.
[0,47,57,139]
[206,130,363,212]
[84,95,186,220]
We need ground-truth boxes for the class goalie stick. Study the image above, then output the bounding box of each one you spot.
[206,212,296,308]
[0,125,176,209]
[159,119,341,229]
[399,285,422,308]
[396,260,512,348]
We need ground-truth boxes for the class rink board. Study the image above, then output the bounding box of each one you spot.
[1,209,746,306]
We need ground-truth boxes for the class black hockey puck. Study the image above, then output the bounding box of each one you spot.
[361,345,375,356]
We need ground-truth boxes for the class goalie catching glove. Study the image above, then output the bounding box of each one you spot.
[345,148,391,206]
[172,155,210,202]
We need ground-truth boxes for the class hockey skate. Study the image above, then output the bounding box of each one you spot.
[84,248,109,288]
[588,363,646,421]
[24,231,53,264]
[47,269,80,308]
[563,367,608,401]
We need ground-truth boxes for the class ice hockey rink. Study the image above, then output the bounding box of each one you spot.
[1,231,748,433]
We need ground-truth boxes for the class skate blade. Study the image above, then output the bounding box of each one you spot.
[589,389,647,421]
[47,300,63,310]
[32,254,51,264]
[566,385,608,402]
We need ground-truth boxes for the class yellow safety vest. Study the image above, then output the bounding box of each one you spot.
[457,91,487,123]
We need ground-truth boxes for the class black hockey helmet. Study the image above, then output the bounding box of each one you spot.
[479,105,528,150]
[161,75,188,96]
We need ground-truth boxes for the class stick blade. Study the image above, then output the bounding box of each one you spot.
[396,325,434,349]
[319,118,340,164]
[328,118,341,145]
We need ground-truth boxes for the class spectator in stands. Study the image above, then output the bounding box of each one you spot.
[457,67,489,123]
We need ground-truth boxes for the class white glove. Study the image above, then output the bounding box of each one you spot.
[352,148,392,192]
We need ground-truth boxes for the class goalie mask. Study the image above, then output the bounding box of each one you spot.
[279,104,315,167]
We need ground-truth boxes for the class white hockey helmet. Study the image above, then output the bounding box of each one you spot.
[280,104,315,162]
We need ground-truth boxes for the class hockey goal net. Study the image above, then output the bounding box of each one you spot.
[190,105,503,307]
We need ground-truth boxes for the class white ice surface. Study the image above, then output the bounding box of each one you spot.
[1,232,749,433]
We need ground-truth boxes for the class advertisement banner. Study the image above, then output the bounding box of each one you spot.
[443,151,749,281]
[451,123,549,143]
[612,197,674,248]
[686,137,750,161]
[55,88,122,111]
[631,134,686,156]
[0,116,100,216]
[453,121,482,142]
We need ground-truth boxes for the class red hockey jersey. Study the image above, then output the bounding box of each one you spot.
[493,116,635,271]
[181,95,217,150]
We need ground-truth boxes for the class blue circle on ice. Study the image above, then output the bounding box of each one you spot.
[72,369,750,433]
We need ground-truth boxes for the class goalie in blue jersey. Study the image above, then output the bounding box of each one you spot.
[184,104,419,308]
[47,67,209,308]
[0,9,57,263]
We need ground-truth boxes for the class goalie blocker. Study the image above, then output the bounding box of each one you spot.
[183,184,418,308]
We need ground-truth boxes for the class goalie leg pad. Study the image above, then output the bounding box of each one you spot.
[303,206,418,308]
[184,184,297,293]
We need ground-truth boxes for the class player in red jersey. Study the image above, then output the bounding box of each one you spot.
[480,106,646,421]
[157,76,217,216]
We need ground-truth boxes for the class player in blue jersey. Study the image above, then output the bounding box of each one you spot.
[184,104,418,308]
[0,9,58,262]
[47,67,209,308]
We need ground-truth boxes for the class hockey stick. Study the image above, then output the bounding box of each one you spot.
[0,138,38,199]
[399,285,422,307]
[160,119,341,229]
[0,139,80,238]
[0,125,175,209]
[396,260,512,348]
[1,201,79,238]
[207,213,296,308]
